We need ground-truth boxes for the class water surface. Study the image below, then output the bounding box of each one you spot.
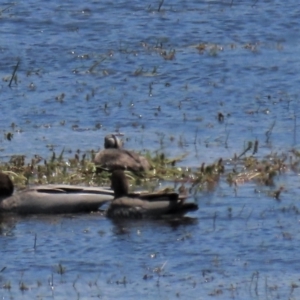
[1,0,300,299]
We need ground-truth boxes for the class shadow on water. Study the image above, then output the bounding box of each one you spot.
[0,211,198,237]
[0,211,105,236]
[0,214,17,237]
[110,215,199,235]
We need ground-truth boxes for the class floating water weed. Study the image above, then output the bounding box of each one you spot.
[196,43,206,52]
[134,67,143,76]
[209,288,223,296]
[0,142,299,202]
[55,263,66,275]
[55,93,65,103]
[3,281,11,290]
[290,282,299,298]
[218,112,224,123]
[161,49,175,60]
[116,276,127,285]
[5,132,13,141]
[273,186,284,200]
[19,281,29,291]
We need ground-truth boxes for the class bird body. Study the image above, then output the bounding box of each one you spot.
[107,170,198,219]
[94,134,150,173]
[0,173,114,214]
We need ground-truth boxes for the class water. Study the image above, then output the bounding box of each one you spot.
[1,0,300,299]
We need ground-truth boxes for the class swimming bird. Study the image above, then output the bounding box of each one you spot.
[94,134,150,173]
[106,170,198,219]
[0,172,114,214]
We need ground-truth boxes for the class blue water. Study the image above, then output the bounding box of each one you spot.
[1,0,300,299]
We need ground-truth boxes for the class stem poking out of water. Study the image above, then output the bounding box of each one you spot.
[224,122,230,148]
[237,204,245,217]
[88,57,106,73]
[249,271,259,296]
[194,127,198,145]
[213,212,217,231]
[158,0,164,12]
[8,60,20,87]
[50,273,54,290]
[254,271,259,295]
[0,4,15,14]
[34,233,37,250]
[293,112,297,145]
[245,209,253,228]
[265,120,276,144]
[253,139,259,155]
[238,141,253,159]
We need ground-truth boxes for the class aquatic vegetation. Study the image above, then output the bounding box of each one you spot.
[0,142,297,203]
[2,281,11,290]
[19,281,29,291]
[55,263,66,275]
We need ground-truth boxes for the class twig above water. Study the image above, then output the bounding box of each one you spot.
[293,112,297,145]
[158,0,164,12]
[33,233,37,250]
[213,212,217,231]
[238,141,253,159]
[8,60,20,87]
[0,4,15,14]
[265,120,276,144]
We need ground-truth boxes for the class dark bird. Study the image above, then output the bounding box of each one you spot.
[94,134,151,173]
[0,172,114,214]
[107,170,198,219]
